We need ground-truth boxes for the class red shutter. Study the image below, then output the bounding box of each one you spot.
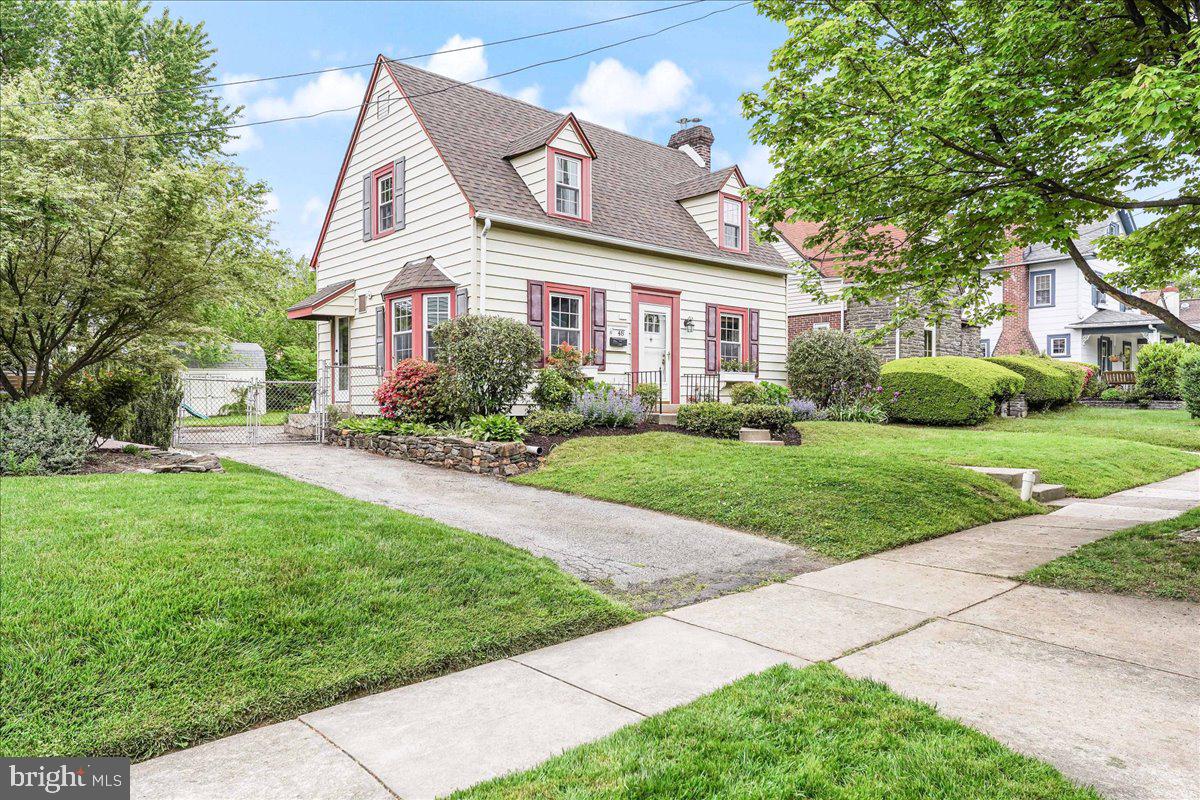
[749,308,760,376]
[591,289,606,368]
[527,280,545,365]
[705,303,718,375]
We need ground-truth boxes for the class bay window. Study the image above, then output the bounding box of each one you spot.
[424,293,450,361]
[391,297,413,362]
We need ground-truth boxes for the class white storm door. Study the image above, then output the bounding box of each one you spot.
[640,304,672,400]
[333,317,350,403]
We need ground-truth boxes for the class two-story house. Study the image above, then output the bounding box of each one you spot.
[980,212,1181,370]
[286,57,790,409]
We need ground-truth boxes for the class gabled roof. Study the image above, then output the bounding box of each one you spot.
[382,256,457,295]
[286,279,355,316]
[673,166,744,201]
[1067,309,1163,330]
[502,113,596,159]
[367,59,785,271]
[775,219,908,279]
[1181,298,1200,326]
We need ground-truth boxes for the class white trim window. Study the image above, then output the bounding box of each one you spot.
[1048,334,1069,357]
[424,293,450,361]
[923,325,936,358]
[722,197,743,249]
[1031,271,1053,307]
[549,293,582,348]
[554,154,582,217]
[377,172,395,232]
[392,297,413,362]
[720,313,742,362]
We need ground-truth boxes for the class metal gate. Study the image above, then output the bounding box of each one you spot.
[174,375,325,446]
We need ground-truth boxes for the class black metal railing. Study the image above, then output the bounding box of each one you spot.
[613,369,664,414]
[681,373,721,404]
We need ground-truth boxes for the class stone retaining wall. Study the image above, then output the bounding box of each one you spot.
[1078,399,1184,410]
[326,430,543,477]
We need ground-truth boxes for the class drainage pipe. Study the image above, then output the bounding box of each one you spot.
[479,216,492,314]
[525,444,544,456]
[1020,469,1035,502]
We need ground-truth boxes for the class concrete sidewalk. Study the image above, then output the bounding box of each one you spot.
[133,469,1199,800]
[204,443,826,606]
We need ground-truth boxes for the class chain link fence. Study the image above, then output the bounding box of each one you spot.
[174,376,323,446]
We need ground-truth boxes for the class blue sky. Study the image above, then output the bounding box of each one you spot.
[157,1,788,259]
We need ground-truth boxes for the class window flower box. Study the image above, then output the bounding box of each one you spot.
[720,371,756,384]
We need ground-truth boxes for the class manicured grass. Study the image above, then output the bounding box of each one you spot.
[453,663,1100,800]
[798,420,1200,497]
[1024,509,1200,602]
[515,432,1039,559]
[181,410,288,427]
[0,462,636,760]
[984,406,1200,451]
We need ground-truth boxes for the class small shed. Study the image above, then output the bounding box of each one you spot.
[181,343,268,416]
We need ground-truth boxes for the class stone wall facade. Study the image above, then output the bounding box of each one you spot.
[843,299,982,363]
[326,430,542,477]
[787,311,842,341]
[1079,399,1184,411]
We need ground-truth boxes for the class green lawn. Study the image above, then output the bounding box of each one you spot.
[798,419,1200,497]
[515,432,1040,559]
[453,663,1100,800]
[0,462,635,760]
[181,410,289,427]
[984,406,1200,451]
[1025,509,1200,602]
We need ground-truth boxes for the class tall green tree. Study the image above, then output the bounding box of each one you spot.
[746,0,1200,342]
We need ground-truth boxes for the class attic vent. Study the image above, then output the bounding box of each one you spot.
[358,293,368,313]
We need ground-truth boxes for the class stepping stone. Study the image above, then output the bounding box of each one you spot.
[959,465,1040,490]
[512,616,803,716]
[875,535,1071,577]
[952,585,1200,678]
[1031,483,1068,502]
[131,720,391,800]
[789,558,1016,616]
[738,427,772,443]
[837,620,1200,800]
[666,583,928,661]
[302,659,639,799]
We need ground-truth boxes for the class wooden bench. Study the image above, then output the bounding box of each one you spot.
[1103,370,1136,387]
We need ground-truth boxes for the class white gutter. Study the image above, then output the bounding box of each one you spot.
[479,216,492,314]
[477,211,791,276]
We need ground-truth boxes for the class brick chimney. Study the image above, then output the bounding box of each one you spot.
[667,123,714,170]
[992,244,1041,355]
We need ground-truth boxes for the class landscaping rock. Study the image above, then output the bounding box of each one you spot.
[326,430,543,478]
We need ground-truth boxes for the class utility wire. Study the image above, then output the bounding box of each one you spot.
[1,0,704,108]
[2,1,750,143]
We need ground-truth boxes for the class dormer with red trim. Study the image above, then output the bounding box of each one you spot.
[674,165,750,255]
[503,113,595,223]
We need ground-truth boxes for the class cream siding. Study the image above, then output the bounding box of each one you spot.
[680,194,719,247]
[510,149,547,212]
[312,67,472,380]
[482,224,788,384]
[548,122,588,157]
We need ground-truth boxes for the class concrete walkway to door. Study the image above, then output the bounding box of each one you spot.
[132,466,1199,800]
[201,443,828,607]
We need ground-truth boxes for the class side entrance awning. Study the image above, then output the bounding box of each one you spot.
[286,279,356,320]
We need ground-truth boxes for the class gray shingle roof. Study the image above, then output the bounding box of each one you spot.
[673,166,739,201]
[1067,309,1163,330]
[287,279,354,312]
[384,60,786,271]
[185,342,267,370]
[381,256,457,295]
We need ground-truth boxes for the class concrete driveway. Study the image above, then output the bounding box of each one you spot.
[202,443,827,608]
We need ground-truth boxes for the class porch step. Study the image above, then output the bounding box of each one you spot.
[1031,483,1069,502]
[960,465,1041,490]
[739,427,774,443]
[650,413,678,426]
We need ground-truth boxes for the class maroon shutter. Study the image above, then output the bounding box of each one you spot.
[748,308,760,375]
[705,303,718,374]
[527,280,545,365]
[591,289,606,368]
[455,285,469,316]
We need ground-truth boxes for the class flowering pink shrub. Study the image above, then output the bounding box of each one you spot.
[374,359,440,420]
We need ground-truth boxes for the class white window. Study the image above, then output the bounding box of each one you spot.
[923,326,936,358]
[549,293,582,349]
[377,90,391,120]
[722,197,743,249]
[377,172,394,233]
[392,297,413,363]
[1048,335,1068,357]
[979,339,990,357]
[424,293,450,361]
[1031,271,1053,307]
[812,322,831,331]
[720,313,742,363]
[554,154,582,217]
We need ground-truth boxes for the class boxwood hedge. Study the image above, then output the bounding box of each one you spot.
[880,357,1024,426]
[985,355,1078,407]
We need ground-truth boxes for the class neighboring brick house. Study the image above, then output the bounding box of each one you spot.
[287,57,790,410]
[979,212,1182,369]
[773,220,980,362]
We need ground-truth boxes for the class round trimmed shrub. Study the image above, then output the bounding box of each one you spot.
[524,409,585,436]
[432,315,543,416]
[676,402,742,438]
[1136,341,1197,400]
[985,355,1076,407]
[881,357,1024,426]
[1,396,93,475]
[729,382,764,405]
[374,358,441,421]
[1179,349,1200,418]
[787,329,880,406]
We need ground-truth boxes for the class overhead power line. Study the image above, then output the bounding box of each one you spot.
[2,0,704,109]
[2,1,751,143]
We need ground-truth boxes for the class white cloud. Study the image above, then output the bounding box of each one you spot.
[249,70,367,121]
[301,195,325,226]
[225,125,262,154]
[561,59,698,133]
[220,72,261,108]
[426,34,488,83]
[513,85,542,106]
[262,191,280,216]
[712,144,776,187]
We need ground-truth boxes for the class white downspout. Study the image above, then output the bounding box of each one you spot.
[479,216,492,314]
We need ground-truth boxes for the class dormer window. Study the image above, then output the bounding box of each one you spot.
[554,153,582,217]
[720,194,747,252]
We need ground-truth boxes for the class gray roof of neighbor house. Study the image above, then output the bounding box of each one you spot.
[382,256,457,295]
[1181,297,1200,326]
[185,342,267,370]
[1017,211,1136,263]
[383,60,786,271]
[1067,309,1164,330]
[287,279,354,313]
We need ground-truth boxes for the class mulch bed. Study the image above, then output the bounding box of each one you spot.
[524,421,800,455]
